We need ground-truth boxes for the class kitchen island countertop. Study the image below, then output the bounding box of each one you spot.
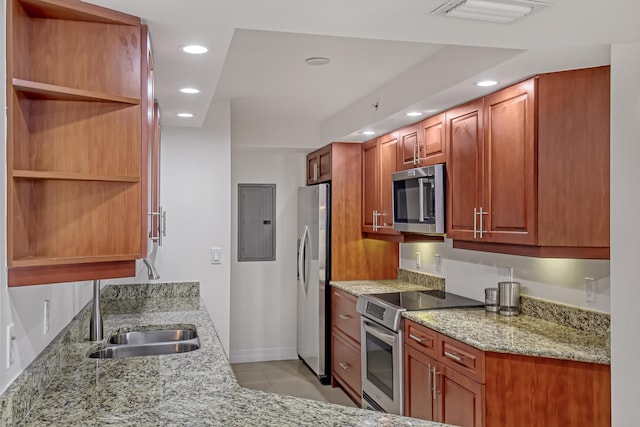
[5,282,448,427]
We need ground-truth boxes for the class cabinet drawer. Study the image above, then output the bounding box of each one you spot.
[438,334,485,383]
[405,320,438,360]
[332,331,362,397]
[332,289,360,344]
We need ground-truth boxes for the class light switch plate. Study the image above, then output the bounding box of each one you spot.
[211,247,222,264]
[584,277,597,303]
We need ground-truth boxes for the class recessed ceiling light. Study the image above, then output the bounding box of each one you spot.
[181,44,208,54]
[180,87,201,94]
[177,113,194,118]
[362,131,376,136]
[406,111,423,117]
[476,80,498,87]
[305,57,331,66]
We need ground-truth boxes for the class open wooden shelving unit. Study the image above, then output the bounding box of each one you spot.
[6,0,146,286]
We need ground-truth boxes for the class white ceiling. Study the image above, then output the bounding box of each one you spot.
[86,0,640,143]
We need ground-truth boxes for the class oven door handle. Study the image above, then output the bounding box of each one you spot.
[362,319,398,346]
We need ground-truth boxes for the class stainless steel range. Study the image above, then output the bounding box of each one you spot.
[356,289,483,415]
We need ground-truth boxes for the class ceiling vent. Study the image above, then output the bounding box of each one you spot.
[431,0,551,24]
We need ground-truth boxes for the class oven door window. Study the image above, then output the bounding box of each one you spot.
[365,331,394,400]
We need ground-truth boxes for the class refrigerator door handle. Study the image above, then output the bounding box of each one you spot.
[298,225,310,294]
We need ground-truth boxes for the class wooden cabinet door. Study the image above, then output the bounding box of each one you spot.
[445,100,484,241]
[397,123,420,171]
[483,79,536,245]
[306,145,332,185]
[378,132,398,230]
[420,113,446,166]
[361,139,378,232]
[438,364,485,427]
[404,344,437,421]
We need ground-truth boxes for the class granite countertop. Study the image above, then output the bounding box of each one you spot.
[330,279,438,296]
[331,279,609,366]
[404,309,610,365]
[6,283,448,427]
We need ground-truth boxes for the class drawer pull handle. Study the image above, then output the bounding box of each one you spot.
[338,314,352,320]
[409,334,426,344]
[339,362,350,370]
[444,351,464,362]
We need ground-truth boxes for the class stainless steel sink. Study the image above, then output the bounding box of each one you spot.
[88,341,200,359]
[109,329,197,345]
[87,326,200,359]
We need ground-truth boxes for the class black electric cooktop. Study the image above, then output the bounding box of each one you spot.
[366,289,484,311]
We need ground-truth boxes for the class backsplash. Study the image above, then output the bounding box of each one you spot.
[397,268,445,291]
[520,295,610,337]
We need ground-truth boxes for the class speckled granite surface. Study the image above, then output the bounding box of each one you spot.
[331,272,609,365]
[403,309,610,365]
[330,280,430,296]
[520,295,610,337]
[397,269,445,291]
[1,282,447,427]
[331,270,445,297]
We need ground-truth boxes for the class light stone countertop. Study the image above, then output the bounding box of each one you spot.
[7,283,448,427]
[330,280,431,296]
[331,280,610,366]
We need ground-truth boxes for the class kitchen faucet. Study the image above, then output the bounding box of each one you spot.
[89,280,103,341]
[142,257,160,280]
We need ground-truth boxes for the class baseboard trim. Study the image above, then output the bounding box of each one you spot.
[229,346,298,364]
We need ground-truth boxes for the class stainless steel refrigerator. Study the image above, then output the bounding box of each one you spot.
[297,183,330,383]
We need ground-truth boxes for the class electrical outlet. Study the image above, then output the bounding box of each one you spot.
[435,253,442,273]
[415,252,421,269]
[584,277,597,303]
[43,300,50,334]
[6,323,15,369]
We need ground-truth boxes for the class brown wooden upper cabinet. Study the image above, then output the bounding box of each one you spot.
[447,66,610,259]
[306,145,332,185]
[362,132,400,235]
[397,113,446,171]
[6,0,149,286]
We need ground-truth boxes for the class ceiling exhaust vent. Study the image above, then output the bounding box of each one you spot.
[431,0,551,24]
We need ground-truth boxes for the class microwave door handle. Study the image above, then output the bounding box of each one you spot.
[418,178,424,222]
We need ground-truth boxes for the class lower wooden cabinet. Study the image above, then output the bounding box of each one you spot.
[332,332,361,402]
[331,288,362,405]
[405,328,484,427]
[404,319,610,427]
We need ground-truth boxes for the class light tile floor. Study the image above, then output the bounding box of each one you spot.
[231,360,357,408]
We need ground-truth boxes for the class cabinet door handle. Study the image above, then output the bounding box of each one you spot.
[408,333,425,343]
[473,208,478,238]
[444,351,465,363]
[338,314,352,320]
[431,366,440,400]
[339,362,350,371]
[478,207,488,238]
[373,210,381,231]
[427,364,433,397]
[413,142,418,165]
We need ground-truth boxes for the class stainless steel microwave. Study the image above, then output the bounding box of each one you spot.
[392,164,445,234]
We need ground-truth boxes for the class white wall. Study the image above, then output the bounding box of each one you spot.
[229,148,306,363]
[126,98,233,354]
[401,241,610,312]
[610,41,640,426]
